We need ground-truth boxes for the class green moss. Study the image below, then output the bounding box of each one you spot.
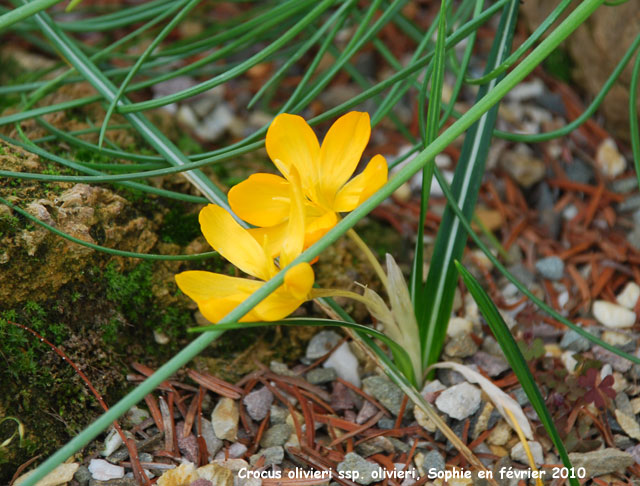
[160,205,200,245]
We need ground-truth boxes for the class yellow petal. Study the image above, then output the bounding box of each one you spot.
[333,154,388,212]
[266,114,319,196]
[254,266,313,321]
[283,262,314,300]
[199,205,274,280]
[228,173,291,227]
[317,111,371,204]
[175,270,261,302]
[248,223,287,258]
[305,209,338,247]
[280,165,306,267]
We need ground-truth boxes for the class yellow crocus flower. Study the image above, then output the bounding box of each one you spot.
[175,171,313,323]
[228,111,387,256]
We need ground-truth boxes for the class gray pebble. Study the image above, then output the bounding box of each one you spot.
[243,387,274,422]
[422,450,445,474]
[535,256,564,281]
[250,446,284,467]
[306,330,342,360]
[362,376,409,417]
[559,329,592,352]
[337,452,379,485]
[260,424,292,448]
[306,367,337,385]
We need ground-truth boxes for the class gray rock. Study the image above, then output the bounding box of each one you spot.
[620,194,640,212]
[216,442,248,460]
[356,436,394,457]
[444,333,478,358]
[269,405,288,425]
[510,441,543,466]
[472,351,510,377]
[270,361,296,377]
[506,263,535,287]
[306,367,337,385]
[629,226,640,251]
[260,424,292,448]
[422,450,445,475]
[337,452,379,485]
[250,446,284,467]
[377,418,396,429]
[559,329,592,352]
[565,158,594,184]
[535,256,564,281]
[593,345,633,372]
[627,443,640,464]
[201,418,223,458]
[568,448,634,478]
[74,466,92,486]
[243,387,274,422]
[612,177,639,194]
[435,382,481,420]
[616,392,634,417]
[306,330,342,360]
[88,480,137,486]
[512,387,531,407]
[362,376,408,417]
[534,182,555,211]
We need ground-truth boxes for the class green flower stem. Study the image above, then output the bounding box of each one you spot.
[346,229,389,291]
[22,0,604,482]
[0,0,62,32]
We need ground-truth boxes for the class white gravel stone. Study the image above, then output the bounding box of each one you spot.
[88,458,124,481]
[14,463,79,486]
[435,382,481,420]
[211,397,239,441]
[592,300,636,328]
[447,317,473,337]
[324,341,360,387]
[561,351,578,373]
[510,441,544,466]
[617,282,640,309]
[101,427,123,457]
[596,138,626,178]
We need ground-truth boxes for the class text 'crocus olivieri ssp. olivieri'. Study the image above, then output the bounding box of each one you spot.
[175,169,314,323]
[228,111,388,257]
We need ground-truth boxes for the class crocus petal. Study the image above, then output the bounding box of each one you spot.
[199,204,274,281]
[280,166,306,267]
[266,114,319,196]
[317,111,371,205]
[175,270,261,301]
[305,209,338,247]
[228,173,291,227]
[254,266,313,321]
[283,262,314,300]
[248,224,288,258]
[175,270,263,322]
[333,154,388,212]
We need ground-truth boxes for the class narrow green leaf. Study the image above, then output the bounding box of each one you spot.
[0,0,62,32]
[411,0,448,313]
[456,261,578,486]
[419,0,519,370]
